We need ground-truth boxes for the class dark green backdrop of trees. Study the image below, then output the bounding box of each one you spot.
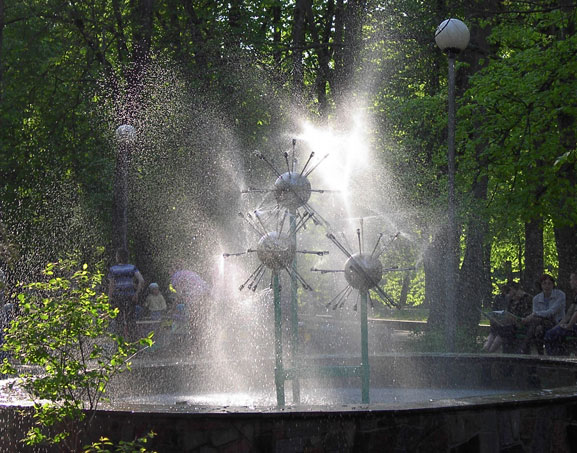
[2,0,577,340]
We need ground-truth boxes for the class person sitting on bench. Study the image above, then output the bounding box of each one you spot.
[520,273,565,355]
[483,282,532,353]
[544,271,577,356]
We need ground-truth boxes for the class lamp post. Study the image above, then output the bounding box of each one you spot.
[435,18,469,351]
[113,124,136,251]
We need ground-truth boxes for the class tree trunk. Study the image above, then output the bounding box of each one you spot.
[553,104,577,295]
[292,0,307,103]
[457,174,490,329]
[398,271,412,308]
[306,0,334,115]
[424,226,448,329]
[523,218,543,294]
[332,0,364,102]
[131,0,154,65]
[182,0,209,70]
[454,5,493,330]
[271,5,282,66]
[227,0,242,50]
[554,224,577,294]
[0,0,4,103]
[553,5,577,294]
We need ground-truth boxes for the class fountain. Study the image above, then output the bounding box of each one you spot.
[2,88,577,451]
[4,134,577,452]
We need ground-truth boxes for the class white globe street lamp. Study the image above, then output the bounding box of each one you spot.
[435,19,470,54]
[435,19,469,352]
[115,124,136,144]
[114,124,136,250]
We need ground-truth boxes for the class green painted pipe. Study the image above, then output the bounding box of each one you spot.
[273,271,285,406]
[360,290,370,403]
[289,211,301,403]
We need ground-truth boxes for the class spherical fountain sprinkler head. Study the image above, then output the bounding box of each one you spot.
[344,253,383,291]
[274,172,312,211]
[256,231,296,270]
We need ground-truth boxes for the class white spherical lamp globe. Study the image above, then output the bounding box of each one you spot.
[435,18,470,53]
[115,124,136,143]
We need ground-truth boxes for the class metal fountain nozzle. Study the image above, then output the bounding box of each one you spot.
[256,231,296,270]
[274,172,312,211]
[344,253,383,291]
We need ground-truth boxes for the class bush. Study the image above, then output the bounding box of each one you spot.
[1,260,153,451]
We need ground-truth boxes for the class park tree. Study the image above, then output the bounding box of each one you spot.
[2,0,577,350]
[462,2,577,296]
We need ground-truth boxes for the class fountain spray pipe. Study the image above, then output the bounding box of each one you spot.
[241,188,274,193]
[326,233,353,259]
[338,287,354,309]
[304,153,330,178]
[311,268,344,274]
[222,252,247,258]
[291,139,296,172]
[239,263,265,291]
[374,232,400,260]
[293,212,314,234]
[326,285,353,309]
[249,266,267,291]
[360,218,364,252]
[238,212,266,237]
[370,233,384,258]
[284,152,291,174]
[299,152,315,177]
[372,285,396,307]
[255,151,283,178]
[382,266,416,272]
[253,211,270,235]
[283,265,312,291]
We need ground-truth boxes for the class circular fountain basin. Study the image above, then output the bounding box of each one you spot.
[3,353,577,452]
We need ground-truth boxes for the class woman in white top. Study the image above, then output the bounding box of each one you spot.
[521,273,565,354]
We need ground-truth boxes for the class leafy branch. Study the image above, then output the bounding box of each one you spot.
[1,260,154,451]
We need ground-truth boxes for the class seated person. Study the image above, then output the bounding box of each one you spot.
[544,271,577,355]
[144,282,167,320]
[483,283,511,352]
[483,282,532,353]
[521,273,566,354]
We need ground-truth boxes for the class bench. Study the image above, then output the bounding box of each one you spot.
[500,329,577,355]
[370,318,491,337]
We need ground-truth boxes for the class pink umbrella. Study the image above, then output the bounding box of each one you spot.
[170,270,210,297]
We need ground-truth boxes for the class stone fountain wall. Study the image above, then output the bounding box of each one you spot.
[3,394,577,452]
[3,355,577,452]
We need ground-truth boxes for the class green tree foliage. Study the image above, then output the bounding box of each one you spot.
[3,0,577,341]
[1,260,153,450]
[461,4,577,290]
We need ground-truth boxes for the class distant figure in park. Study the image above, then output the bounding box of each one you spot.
[521,273,565,354]
[483,282,532,353]
[544,271,577,355]
[144,282,167,320]
[108,248,144,339]
[170,265,211,352]
[483,284,511,352]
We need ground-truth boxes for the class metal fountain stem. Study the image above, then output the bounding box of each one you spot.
[234,142,389,406]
